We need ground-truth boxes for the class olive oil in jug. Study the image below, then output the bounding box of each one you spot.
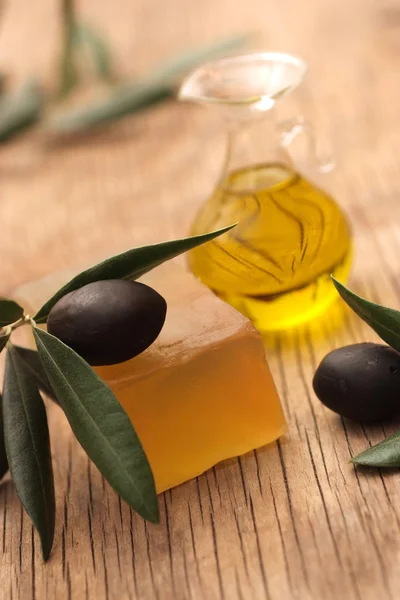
[179,53,352,331]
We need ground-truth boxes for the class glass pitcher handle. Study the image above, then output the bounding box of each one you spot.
[278,116,335,173]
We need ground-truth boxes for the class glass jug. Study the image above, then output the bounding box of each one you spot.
[179,52,352,331]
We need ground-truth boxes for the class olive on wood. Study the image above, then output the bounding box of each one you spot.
[312,343,400,422]
[47,279,167,366]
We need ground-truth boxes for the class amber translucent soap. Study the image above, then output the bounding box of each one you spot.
[15,263,286,493]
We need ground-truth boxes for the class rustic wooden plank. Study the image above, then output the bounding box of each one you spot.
[1,0,400,598]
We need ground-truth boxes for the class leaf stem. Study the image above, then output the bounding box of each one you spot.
[1,315,34,335]
[58,0,78,98]
[0,325,11,338]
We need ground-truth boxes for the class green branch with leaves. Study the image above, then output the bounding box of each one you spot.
[332,276,400,467]
[0,224,234,561]
[0,0,249,141]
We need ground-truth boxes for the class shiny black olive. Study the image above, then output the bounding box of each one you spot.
[313,343,400,422]
[47,279,167,366]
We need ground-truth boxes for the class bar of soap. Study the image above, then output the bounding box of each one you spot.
[15,263,286,493]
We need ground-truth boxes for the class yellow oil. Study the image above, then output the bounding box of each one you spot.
[189,163,353,331]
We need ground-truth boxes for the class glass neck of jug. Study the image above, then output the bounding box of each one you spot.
[179,52,333,192]
[222,113,289,189]
[223,113,334,192]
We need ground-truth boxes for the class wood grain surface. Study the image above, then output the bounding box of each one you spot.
[2,0,400,598]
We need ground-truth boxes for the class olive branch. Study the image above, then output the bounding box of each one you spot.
[0,225,233,560]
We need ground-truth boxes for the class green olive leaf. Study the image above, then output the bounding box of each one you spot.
[0,299,24,326]
[332,277,400,353]
[34,224,235,323]
[0,73,8,96]
[50,77,172,132]
[58,0,79,99]
[13,345,57,403]
[58,22,80,99]
[0,79,44,142]
[151,33,250,83]
[32,327,159,522]
[352,431,400,467]
[75,22,115,83]
[0,341,10,487]
[0,394,8,481]
[48,34,249,133]
[58,21,115,99]
[3,345,55,560]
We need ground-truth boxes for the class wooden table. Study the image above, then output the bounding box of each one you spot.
[2,0,400,598]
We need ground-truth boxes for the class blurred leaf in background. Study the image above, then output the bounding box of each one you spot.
[58,0,115,99]
[0,79,44,142]
[48,34,250,134]
[0,0,249,142]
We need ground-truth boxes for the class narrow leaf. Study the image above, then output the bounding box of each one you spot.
[3,346,55,560]
[33,327,159,522]
[76,22,115,82]
[352,431,400,467]
[0,79,44,142]
[0,333,12,481]
[50,76,173,133]
[0,299,24,326]
[58,22,80,99]
[0,73,8,95]
[34,225,235,323]
[152,34,251,83]
[332,277,400,352]
[58,20,115,99]
[48,34,249,133]
[13,345,57,402]
[0,394,8,481]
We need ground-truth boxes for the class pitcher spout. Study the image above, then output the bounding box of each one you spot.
[178,52,307,114]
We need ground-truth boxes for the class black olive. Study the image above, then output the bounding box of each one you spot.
[312,343,400,422]
[47,279,167,366]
